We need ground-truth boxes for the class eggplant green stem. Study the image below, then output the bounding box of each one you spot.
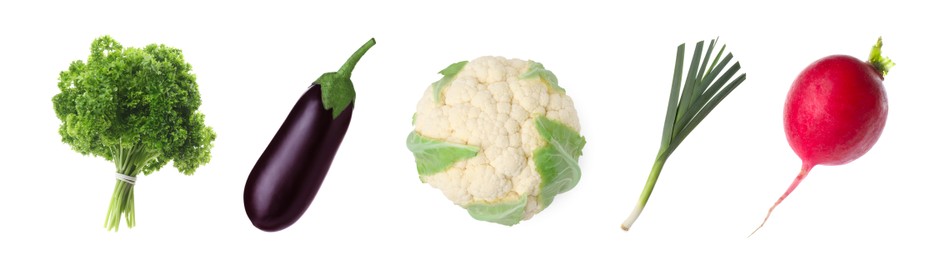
[868,37,895,78]
[317,38,377,118]
[338,38,377,78]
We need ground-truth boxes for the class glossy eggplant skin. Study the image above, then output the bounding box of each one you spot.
[244,83,352,232]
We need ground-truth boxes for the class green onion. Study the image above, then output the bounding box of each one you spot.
[622,38,747,231]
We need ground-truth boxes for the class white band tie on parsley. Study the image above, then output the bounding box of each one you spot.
[115,173,136,185]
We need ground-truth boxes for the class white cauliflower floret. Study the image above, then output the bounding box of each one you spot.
[408,56,585,226]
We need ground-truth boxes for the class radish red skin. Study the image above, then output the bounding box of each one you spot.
[751,38,893,236]
[784,55,888,166]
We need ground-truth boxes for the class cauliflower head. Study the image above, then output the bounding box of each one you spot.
[407,56,586,226]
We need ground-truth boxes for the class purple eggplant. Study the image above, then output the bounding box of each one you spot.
[244,38,375,232]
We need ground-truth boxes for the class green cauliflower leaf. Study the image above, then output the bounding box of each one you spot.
[533,116,585,209]
[406,131,479,179]
[521,61,565,93]
[431,61,468,104]
[466,195,528,226]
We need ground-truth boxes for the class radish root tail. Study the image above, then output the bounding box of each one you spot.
[749,163,814,237]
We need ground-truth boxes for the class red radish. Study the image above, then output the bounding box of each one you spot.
[751,37,894,236]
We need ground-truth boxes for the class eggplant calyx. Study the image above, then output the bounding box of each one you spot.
[318,38,376,119]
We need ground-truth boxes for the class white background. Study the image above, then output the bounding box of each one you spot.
[1,0,932,259]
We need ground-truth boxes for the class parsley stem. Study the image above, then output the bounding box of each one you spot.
[105,144,157,231]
